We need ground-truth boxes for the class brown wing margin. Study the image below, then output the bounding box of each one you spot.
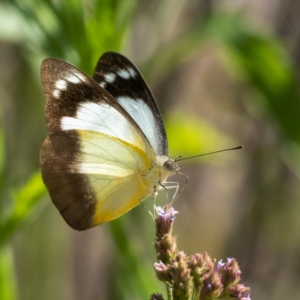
[40,131,97,230]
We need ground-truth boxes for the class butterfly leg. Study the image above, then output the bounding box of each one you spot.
[159,181,180,206]
[172,172,189,204]
[152,185,159,218]
[139,193,156,222]
[165,181,180,206]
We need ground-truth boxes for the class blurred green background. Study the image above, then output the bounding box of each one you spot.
[1,0,300,299]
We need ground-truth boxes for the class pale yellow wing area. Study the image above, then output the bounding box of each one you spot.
[75,129,156,225]
[41,128,157,229]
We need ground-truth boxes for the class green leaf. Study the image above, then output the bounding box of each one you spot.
[0,172,46,247]
[0,246,17,300]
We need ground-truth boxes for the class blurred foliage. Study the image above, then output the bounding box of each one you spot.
[0,0,299,300]
[165,112,230,158]
[0,172,46,247]
[0,246,17,300]
[0,0,136,73]
[205,14,300,148]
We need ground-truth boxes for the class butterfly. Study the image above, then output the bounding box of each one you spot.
[40,52,181,230]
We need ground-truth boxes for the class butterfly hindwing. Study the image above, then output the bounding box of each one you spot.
[40,58,157,230]
[93,52,168,157]
[40,130,154,230]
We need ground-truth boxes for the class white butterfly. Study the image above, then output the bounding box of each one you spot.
[40,52,180,230]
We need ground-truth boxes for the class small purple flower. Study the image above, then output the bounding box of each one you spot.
[216,259,225,271]
[155,206,178,219]
[156,206,167,217]
[227,257,234,264]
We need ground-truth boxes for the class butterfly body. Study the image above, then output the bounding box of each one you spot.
[40,52,178,230]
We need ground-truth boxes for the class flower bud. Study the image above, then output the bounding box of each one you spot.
[200,271,223,300]
[221,258,241,288]
[169,252,192,300]
[228,284,251,299]
[154,261,172,282]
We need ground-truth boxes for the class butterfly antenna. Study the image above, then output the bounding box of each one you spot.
[171,146,243,204]
[175,146,244,162]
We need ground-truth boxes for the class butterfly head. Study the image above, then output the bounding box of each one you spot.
[163,157,181,174]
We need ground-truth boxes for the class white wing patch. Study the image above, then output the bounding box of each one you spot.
[53,89,61,98]
[53,79,67,97]
[66,74,80,84]
[65,72,86,84]
[104,73,116,83]
[60,102,147,152]
[117,67,136,80]
[99,82,107,88]
[128,68,136,77]
[99,68,137,88]
[55,79,67,90]
[117,96,159,152]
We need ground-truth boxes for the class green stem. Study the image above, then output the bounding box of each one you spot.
[0,245,17,300]
[166,284,172,300]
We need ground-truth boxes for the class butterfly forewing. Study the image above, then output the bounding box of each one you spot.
[93,52,168,157]
[40,58,157,230]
